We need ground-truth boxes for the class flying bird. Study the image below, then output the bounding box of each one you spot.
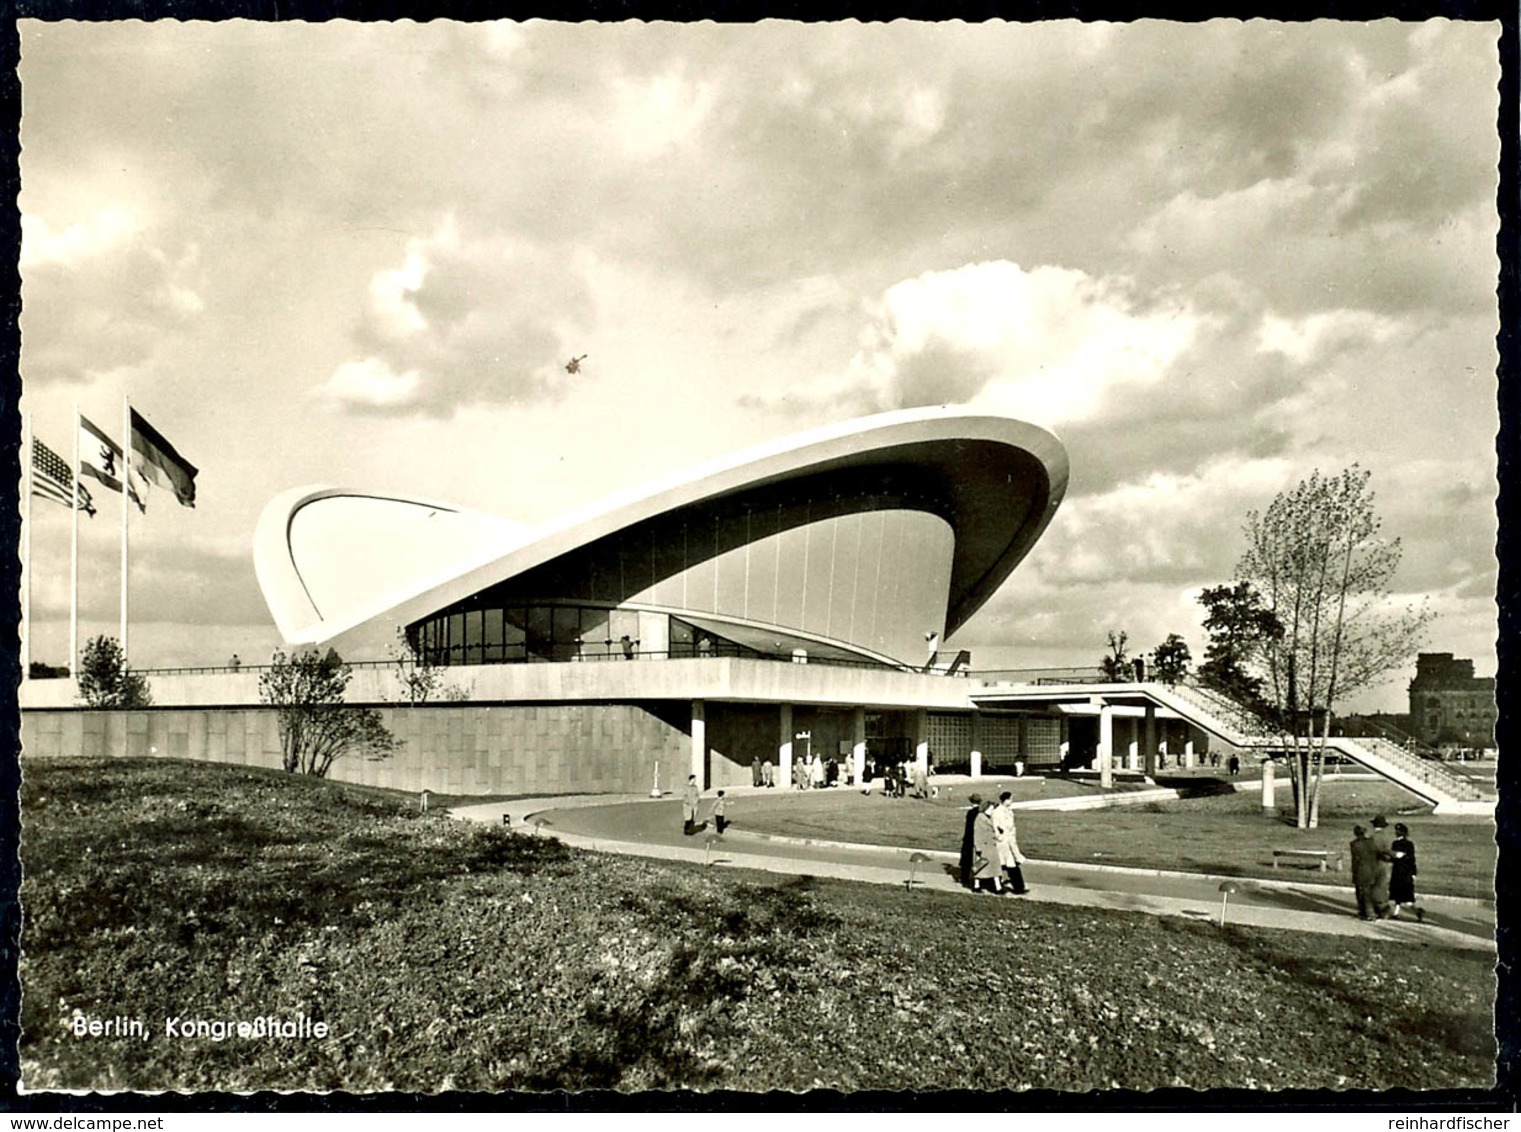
[565,354,588,374]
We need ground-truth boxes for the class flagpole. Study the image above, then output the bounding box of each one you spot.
[20,414,32,683]
[121,393,130,661]
[70,404,80,686]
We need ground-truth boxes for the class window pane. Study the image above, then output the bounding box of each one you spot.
[465,609,483,665]
[448,612,464,664]
[580,608,610,659]
[670,618,694,658]
[483,608,504,662]
[503,612,526,661]
[527,605,551,658]
[553,606,580,643]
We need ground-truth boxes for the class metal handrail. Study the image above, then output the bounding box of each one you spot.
[1339,714,1444,760]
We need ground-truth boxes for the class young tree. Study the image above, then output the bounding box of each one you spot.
[78,635,152,708]
[1098,629,1130,682]
[392,627,445,706]
[1151,634,1192,686]
[1196,581,1282,711]
[1237,466,1431,828]
[259,648,399,777]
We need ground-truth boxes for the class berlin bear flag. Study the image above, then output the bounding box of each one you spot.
[130,407,198,508]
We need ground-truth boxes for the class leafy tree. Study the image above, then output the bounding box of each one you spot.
[259,648,399,777]
[1098,629,1130,682]
[78,636,152,708]
[1151,634,1192,685]
[1196,581,1282,710]
[1237,466,1432,828]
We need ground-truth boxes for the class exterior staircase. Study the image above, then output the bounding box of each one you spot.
[1327,735,1491,815]
[1142,681,1491,816]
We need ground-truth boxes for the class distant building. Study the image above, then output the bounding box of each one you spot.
[1407,653,1496,748]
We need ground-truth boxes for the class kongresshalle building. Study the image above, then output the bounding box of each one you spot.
[247,406,1070,794]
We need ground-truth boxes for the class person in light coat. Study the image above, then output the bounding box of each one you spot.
[971,800,1003,894]
[681,774,701,835]
[992,791,1030,895]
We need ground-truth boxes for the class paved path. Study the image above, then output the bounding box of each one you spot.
[451,787,1494,953]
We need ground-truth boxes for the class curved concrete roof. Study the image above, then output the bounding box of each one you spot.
[253,406,1068,650]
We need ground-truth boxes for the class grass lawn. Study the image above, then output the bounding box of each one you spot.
[20,758,1496,1093]
[722,778,1498,900]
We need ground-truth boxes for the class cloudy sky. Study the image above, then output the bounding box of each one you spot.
[17,19,1501,709]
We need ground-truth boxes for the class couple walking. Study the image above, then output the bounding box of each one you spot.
[960,791,1030,896]
[1350,814,1421,921]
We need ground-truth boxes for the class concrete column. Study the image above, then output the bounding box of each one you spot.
[1261,757,1276,813]
[1127,715,1139,770]
[778,704,793,789]
[691,699,706,788]
[1185,738,1195,768]
[969,711,983,778]
[914,708,929,776]
[852,706,867,787]
[1143,702,1157,779]
[1098,705,1114,789]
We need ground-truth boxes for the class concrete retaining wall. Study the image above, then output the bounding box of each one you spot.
[21,703,690,797]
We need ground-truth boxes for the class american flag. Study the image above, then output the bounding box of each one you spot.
[32,438,95,517]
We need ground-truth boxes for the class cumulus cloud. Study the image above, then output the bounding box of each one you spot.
[746,261,1198,430]
[317,220,594,417]
[19,206,205,384]
[612,66,718,157]
[21,206,139,268]
[1256,309,1400,365]
[316,358,422,410]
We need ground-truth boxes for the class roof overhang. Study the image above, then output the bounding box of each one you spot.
[254,406,1068,649]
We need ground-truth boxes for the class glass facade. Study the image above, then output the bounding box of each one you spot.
[410,603,769,666]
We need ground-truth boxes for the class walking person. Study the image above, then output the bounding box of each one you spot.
[1390,822,1422,921]
[751,755,763,788]
[992,791,1030,895]
[1349,825,1380,920]
[971,799,1003,894]
[1369,814,1397,918]
[682,774,701,836]
[959,794,982,889]
[711,790,728,834]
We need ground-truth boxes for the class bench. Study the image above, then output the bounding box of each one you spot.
[1271,848,1343,872]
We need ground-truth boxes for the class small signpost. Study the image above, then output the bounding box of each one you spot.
[1218,881,1239,927]
[906,851,931,891]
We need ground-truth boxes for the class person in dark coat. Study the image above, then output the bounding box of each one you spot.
[1390,822,1421,920]
[1349,824,1379,920]
[959,794,983,889]
[1369,814,1397,917]
[751,756,763,788]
